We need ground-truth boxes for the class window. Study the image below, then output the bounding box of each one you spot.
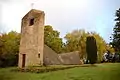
[38,54,40,58]
[29,18,34,26]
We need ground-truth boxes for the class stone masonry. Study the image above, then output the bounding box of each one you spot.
[18,9,45,68]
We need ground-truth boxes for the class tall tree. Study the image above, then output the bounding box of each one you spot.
[91,32,107,62]
[86,36,97,64]
[111,8,120,51]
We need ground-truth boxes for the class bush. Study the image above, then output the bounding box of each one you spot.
[0,54,18,67]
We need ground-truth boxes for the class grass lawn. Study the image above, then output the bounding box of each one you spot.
[0,63,120,80]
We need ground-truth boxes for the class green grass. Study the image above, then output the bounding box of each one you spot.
[0,63,120,80]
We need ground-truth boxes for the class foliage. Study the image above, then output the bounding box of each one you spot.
[0,31,20,67]
[64,30,88,58]
[44,25,63,53]
[86,36,97,64]
[91,32,107,62]
[106,44,115,54]
[64,30,107,62]
[111,8,120,51]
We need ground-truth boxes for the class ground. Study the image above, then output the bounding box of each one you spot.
[0,63,120,80]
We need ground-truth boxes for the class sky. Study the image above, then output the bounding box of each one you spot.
[0,0,120,43]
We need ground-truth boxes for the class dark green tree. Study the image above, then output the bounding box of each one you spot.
[111,8,120,51]
[86,36,97,64]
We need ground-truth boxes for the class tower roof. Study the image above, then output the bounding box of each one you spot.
[22,9,44,20]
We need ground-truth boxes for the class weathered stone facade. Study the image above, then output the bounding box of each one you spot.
[18,9,81,68]
[58,51,81,65]
[43,45,62,65]
[43,45,80,65]
[18,9,45,68]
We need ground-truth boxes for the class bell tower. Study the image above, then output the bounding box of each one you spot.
[18,9,45,68]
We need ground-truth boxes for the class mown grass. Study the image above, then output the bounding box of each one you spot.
[0,63,120,80]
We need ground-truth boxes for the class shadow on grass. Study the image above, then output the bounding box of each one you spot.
[0,73,11,80]
[80,64,98,67]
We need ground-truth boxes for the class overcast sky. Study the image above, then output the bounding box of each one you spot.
[0,0,120,42]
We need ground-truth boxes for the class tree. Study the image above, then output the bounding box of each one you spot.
[0,35,3,66]
[0,31,20,67]
[91,32,107,62]
[64,30,107,61]
[111,8,120,51]
[44,25,63,53]
[86,36,97,64]
[106,44,115,54]
[64,29,88,58]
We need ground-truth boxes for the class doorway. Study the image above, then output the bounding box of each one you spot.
[22,54,26,68]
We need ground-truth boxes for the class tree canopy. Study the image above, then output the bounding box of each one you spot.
[44,25,63,53]
[64,30,107,62]
[0,31,20,67]
[111,8,120,51]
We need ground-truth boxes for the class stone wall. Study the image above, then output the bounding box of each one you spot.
[43,45,81,65]
[58,51,81,65]
[43,45,62,65]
